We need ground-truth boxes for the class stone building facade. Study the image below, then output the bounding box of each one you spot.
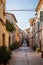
[35,0,43,51]
[0,0,9,47]
[6,13,20,44]
[29,0,43,51]
[29,18,35,47]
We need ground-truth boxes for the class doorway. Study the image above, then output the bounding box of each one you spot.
[2,33,5,46]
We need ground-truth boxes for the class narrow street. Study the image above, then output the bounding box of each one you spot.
[9,42,43,65]
[0,0,43,65]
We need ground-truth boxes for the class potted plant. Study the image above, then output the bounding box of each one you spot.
[0,46,12,65]
[36,48,40,53]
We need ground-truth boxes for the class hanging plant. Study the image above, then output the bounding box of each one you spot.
[6,19,15,32]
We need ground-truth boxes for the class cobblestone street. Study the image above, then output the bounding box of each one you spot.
[9,46,43,65]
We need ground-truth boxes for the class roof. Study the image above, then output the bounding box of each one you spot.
[6,12,17,23]
[35,0,43,12]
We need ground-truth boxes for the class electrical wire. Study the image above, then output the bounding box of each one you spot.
[6,9,35,11]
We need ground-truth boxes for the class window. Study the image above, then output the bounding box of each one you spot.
[40,11,43,22]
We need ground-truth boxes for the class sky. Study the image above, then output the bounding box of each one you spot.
[6,0,39,30]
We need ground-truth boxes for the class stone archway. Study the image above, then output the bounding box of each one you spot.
[2,33,5,46]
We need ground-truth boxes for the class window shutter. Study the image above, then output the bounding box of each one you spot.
[40,11,43,22]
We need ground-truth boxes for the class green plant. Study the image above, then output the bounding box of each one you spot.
[10,43,15,50]
[0,46,12,64]
[10,43,17,51]
[36,48,40,52]
[10,42,20,51]
[32,45,36,51]
[6,19,15,32]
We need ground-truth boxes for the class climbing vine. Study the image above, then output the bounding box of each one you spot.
[6,19,15,32]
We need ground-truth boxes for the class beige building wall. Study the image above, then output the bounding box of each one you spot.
[29,18,35,48]
[6,13,15,44]
[18,30,23,44]
[29,27,33,47]
[35,18,39,47]
[35,0,43,50]
[14,25,20,43]
[6,13,20,44]
[0,0,9,47]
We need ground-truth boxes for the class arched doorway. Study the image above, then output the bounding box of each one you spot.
[2,33,5,46]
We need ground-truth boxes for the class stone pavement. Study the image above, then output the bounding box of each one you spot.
[9,47,43,65]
